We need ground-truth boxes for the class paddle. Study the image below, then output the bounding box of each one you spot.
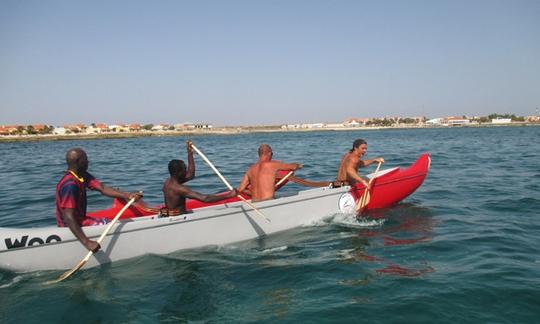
[191,144,271,222]
[356,161,383,216]
[275,170,294,188]
[46,196,138,284]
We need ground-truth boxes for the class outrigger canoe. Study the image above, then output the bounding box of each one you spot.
[0,153,430,272]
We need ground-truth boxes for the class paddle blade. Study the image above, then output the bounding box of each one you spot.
[44,196,137,285]
[44,254,90,285]
[356,190,371,217]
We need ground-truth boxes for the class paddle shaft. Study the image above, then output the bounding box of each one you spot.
[47,197,137,284]
[191,144,270,222]
[275,170,294,188]
[356,161,383,213]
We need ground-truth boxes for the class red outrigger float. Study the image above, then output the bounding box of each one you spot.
[88,153,431,220]
[349,152,431,211]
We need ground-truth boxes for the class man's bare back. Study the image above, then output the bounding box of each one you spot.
[238,144,302,202]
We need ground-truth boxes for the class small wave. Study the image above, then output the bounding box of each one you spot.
[261,246,288,254]
[0,275,23,289]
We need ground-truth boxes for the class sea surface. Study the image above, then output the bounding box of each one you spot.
[0,127,539,323]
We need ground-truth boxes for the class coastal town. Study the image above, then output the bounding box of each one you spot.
[1,113,539,141]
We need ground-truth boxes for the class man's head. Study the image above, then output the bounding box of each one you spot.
[258,144,273,159]
[65,148,89,173]
[350,139,367,156]
[168,159,187,179]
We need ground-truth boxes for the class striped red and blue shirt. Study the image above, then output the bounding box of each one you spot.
[55,171,102,227]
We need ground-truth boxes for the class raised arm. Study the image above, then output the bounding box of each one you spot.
[185,140,195,181]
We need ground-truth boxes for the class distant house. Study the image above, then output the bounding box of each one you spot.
[95,123,109,132]
[343,118,370,127]
[298,123,324,128]
[32,124,47,132]
[151,124,168,131]
[53,127,67,135]
[129,124,141,131]
[0,125,18,135]
[344,119,360,127]
[109,124,130,132]
[444,117,470,126]
[85,126,99,134]
[63,124,86,133]
[108,125,121,132]
[324,123,344,128]
[491,118,511,124]
[426,118,443,125]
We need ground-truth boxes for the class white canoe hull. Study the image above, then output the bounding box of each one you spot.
[0,186,349,272]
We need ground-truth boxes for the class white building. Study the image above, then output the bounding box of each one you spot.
[324,123,345,128]
[151,124,168,131]
[491,118,511,124]
[85,126,101,134]
[53,127,67,135]
[108,124,130,132]
[445,117,470,126]
[426,118,443,125]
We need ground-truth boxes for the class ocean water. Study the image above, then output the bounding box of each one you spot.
[0,126,539,323]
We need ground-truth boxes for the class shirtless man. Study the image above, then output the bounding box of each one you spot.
[163,141,237,213]
[336,139,384,187]
[237,144,303,202]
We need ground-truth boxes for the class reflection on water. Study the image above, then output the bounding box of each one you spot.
[260,287,295,319]
[338,203,436,278]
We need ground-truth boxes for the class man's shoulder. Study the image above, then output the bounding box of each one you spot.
[57,173,78,188]
[265,160,284,167]
[56,177,79,196]
[165,179,189,191]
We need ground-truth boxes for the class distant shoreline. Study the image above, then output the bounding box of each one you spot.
[0,123,538,143]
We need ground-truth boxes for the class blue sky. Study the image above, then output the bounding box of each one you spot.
[1,0,539,126]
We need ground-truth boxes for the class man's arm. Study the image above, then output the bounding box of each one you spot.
[94,183,142,201]
[272,161,303,171]
[185,140,195,181]
[237,172,251,194]
[179,186,238,203]
[62,208,100,252]
[360,157,385,167]
[346,156,369,187]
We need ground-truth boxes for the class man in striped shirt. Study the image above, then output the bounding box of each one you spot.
[56,148,142,252]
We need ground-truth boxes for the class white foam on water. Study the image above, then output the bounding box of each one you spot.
[331,212,386,228]
[0,275,23,289]
[261,245,288,254]
[302,214,339,227]
[301,213,385,228]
